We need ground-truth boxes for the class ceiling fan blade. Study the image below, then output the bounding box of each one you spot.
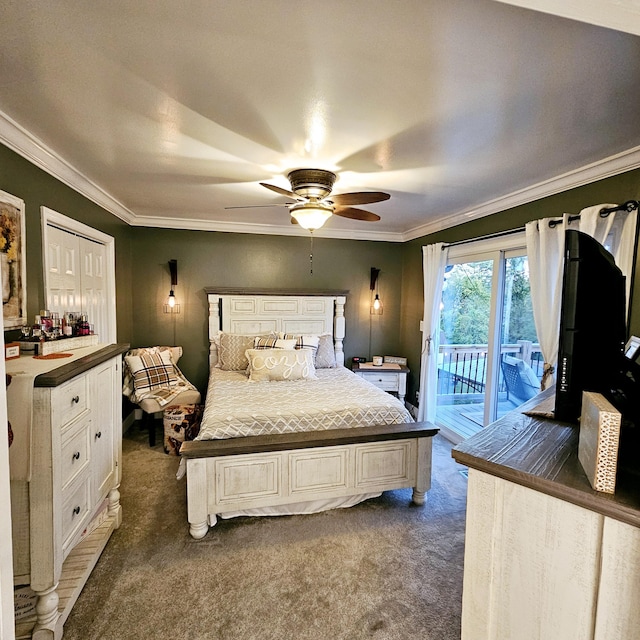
[333,206,381,222]
[260,182,302,199]
[328,191,390,206]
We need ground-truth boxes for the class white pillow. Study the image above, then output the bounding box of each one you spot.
[280,333,321,360]
[315,334,337,368]
[245,348,317,382]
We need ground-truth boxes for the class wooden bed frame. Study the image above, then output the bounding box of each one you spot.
[181,288,438,539]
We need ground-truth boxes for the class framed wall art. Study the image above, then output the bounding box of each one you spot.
[0,189,26,329]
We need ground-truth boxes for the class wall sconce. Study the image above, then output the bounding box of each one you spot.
[370,267,383,315]
[163,259,180,313]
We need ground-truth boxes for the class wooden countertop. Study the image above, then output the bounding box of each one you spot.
[452,387,640,528]
[33,343,130,387]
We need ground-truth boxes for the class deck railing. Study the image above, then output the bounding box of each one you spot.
[438,340,543,396]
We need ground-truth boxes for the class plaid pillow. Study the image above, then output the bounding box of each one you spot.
[254,336,297,350]
[282,334,320,360]
[125,350,178,392]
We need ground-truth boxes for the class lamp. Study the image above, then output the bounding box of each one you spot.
[163,259,180,313]
[370,267,383,315]
[290,202,333,231]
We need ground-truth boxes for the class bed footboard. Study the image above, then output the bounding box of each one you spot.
[180,422,438,539]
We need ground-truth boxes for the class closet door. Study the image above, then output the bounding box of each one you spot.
[42,207,117,345]
[80,239,107,340]
[45,225,82,314]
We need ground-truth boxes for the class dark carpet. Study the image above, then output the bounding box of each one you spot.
[63,427,467,640]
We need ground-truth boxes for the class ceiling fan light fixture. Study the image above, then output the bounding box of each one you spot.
[290,202,333,231]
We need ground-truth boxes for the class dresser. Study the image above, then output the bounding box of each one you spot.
[452,388,640,640]
[9,344,129,640]
[352,365,409,403]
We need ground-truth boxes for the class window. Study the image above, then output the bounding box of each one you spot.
[434,233,541,443]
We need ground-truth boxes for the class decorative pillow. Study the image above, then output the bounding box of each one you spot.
[253,336,297,350]
[218,332,261,371]
[315,334,337,368]
[125,350,178,392]
[281,334,320,360]
[245,348,317,382]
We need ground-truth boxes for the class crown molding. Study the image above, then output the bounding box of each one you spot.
[402,145,640,242]
[493,1,640,37]
[0,110,136,224]
[128,213,405,242]
[2,109,640,244]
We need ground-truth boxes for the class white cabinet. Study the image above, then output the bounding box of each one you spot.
[452,390,640,640]
[352,366,408,402]
[9,344,127,640]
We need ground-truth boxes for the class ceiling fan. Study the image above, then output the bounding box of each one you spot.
[230,169,390,231]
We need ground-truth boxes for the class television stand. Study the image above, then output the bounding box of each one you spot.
[452,387,640,640]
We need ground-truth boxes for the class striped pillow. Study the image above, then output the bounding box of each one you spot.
[281,334,320,360]
[253,336,297,350]
[125,350,178,392]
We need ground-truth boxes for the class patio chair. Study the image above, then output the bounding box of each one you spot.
[500,355,540,405]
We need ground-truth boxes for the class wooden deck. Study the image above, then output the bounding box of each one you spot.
[436,398,520,444]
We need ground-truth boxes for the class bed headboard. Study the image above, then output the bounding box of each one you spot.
[205,288,349,367]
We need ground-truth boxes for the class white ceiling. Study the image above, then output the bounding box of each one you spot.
[1,0,639,242]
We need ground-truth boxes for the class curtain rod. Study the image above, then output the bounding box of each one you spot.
[441,200,640,249]
[441,226,525,250]
[548,199,639,229]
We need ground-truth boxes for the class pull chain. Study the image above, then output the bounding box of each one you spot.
[309,232,314,275]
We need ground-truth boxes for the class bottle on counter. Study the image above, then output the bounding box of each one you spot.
[76,314,91,336]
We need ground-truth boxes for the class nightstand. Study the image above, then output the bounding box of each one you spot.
[352,365,409,403]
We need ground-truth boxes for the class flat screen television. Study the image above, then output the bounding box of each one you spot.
[554,230,627,423]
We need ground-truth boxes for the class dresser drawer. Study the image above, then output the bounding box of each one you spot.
[53,375,89,428]
[60,418,90,491]
[360,371,400,392]
[62,478,91,551]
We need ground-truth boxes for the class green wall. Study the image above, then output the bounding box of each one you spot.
[399,169,640,404]
[0,144,134,345]
[128,228,404,392]
[3,140,639,405]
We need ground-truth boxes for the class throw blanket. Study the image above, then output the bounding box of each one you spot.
[122,346,196,408]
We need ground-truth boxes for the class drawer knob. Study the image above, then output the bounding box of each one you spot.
[72,451,80,461]
[72,395,80,404]
[73,506,80,516]
[95,431,102,440]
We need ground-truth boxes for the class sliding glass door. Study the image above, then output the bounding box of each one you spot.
[434,236,541,442]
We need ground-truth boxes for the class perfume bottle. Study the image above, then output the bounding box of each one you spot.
[77,314,91,336]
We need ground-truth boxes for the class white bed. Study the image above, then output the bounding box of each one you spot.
[180,288,438,538]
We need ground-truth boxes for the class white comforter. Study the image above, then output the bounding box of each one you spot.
[196,366,413,441]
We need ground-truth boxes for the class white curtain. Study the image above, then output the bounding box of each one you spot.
[525,203,638,389]
[578,204,638,309]
[525,215,568,389]
[417,243,448,422]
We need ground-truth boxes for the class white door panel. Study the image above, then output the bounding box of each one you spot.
[41,208,116,344]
